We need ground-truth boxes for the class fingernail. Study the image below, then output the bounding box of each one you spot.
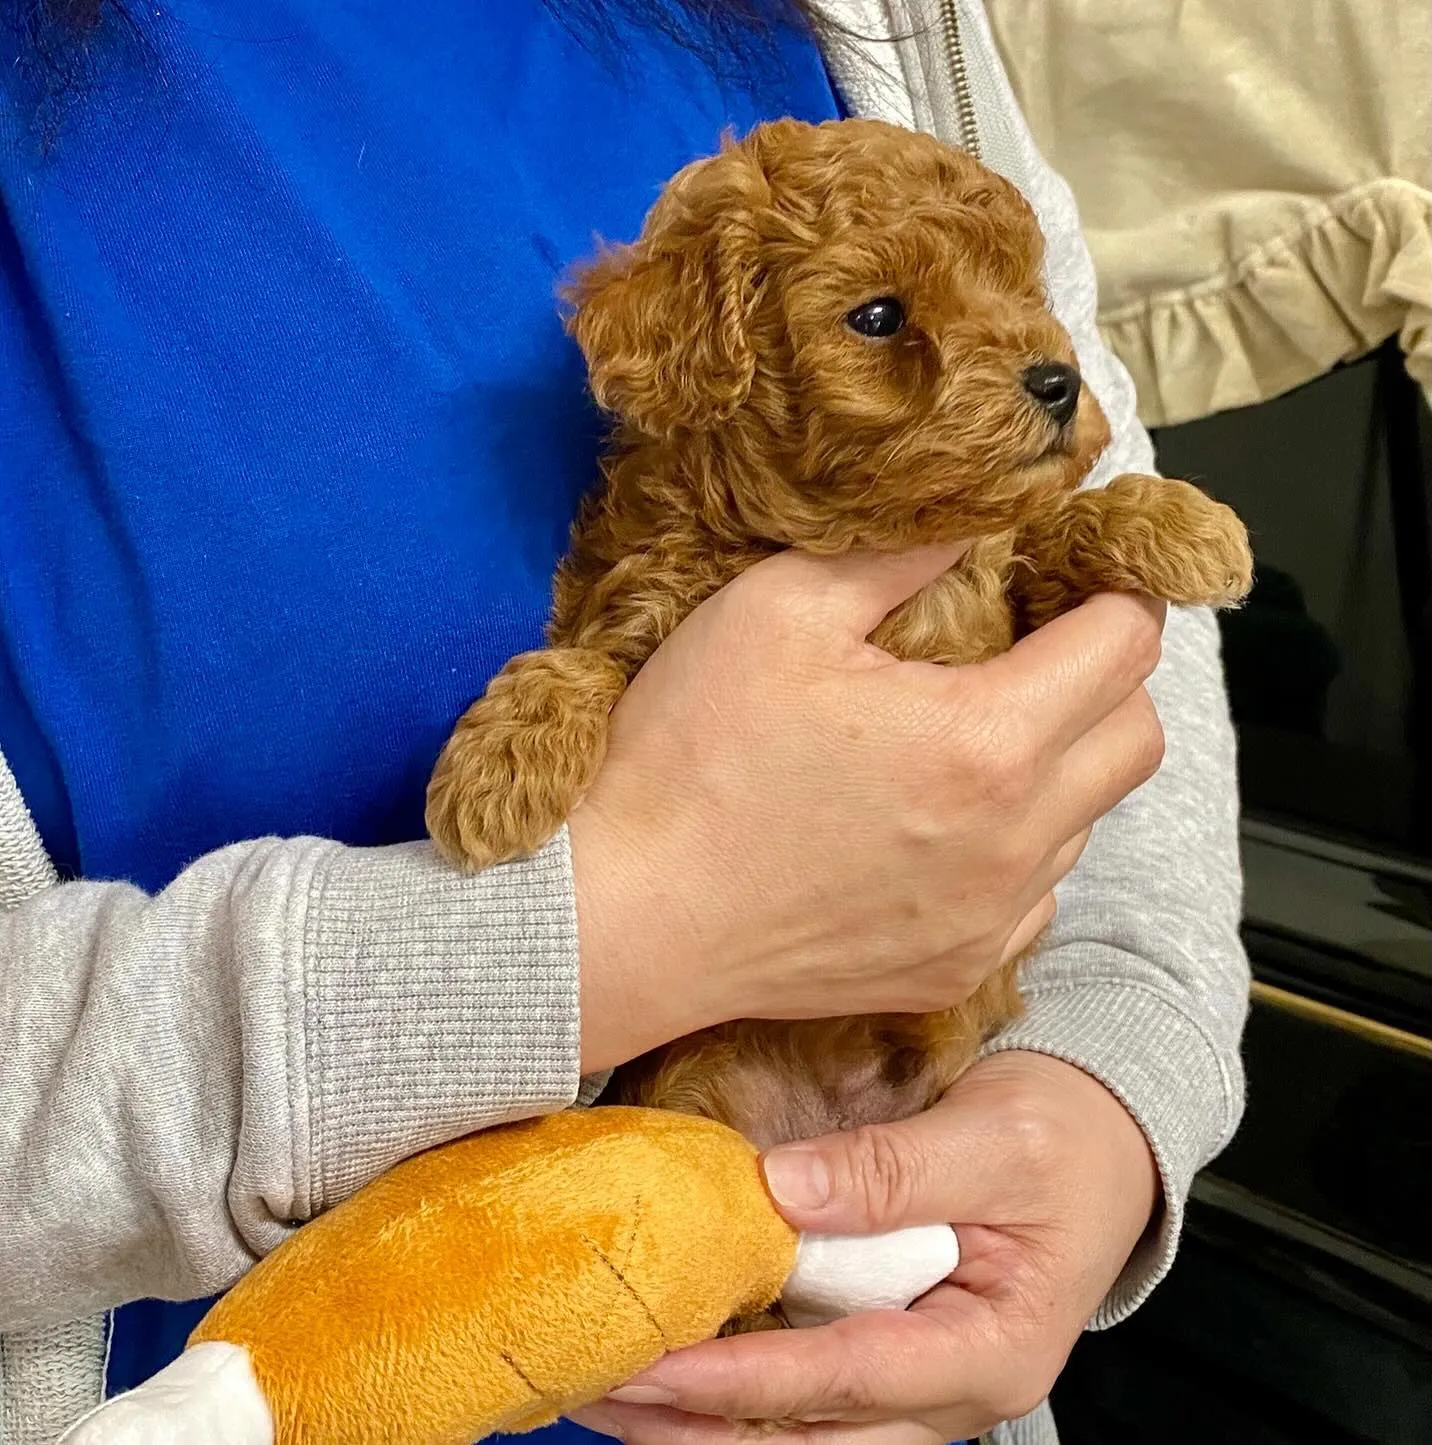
[568,1405,626,1439]
[605,1385,677,1405]
[763,1148,831,1210]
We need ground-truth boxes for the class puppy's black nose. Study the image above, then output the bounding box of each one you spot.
[1022,362,1081,426]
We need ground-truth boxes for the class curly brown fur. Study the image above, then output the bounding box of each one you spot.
[426,119,1253,1304]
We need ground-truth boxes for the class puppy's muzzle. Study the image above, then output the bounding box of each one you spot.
[1022,362,1081,428]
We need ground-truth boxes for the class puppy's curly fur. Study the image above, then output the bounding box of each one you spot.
[427,118,1251,1212]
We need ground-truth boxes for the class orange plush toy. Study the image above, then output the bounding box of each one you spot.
[63,1108,959,1445]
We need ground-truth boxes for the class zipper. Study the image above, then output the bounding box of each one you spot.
[934,0,981,159]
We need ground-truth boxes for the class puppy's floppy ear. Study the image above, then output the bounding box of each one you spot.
[563,139,766,438]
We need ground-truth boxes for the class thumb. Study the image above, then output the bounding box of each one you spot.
[773,544,970,639]
[761,1086,1028,1235]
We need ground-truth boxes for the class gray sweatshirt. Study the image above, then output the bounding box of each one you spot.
[0,5,1249,1442]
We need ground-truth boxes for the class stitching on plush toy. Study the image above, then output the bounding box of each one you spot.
[581,1197,670,1349]
[498,1350,541,1399]
[584,1242,669,1348]
[580,1194,643,1345]
[583,1238,625,1348]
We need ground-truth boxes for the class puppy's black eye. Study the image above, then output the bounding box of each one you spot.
[845,296,905,338]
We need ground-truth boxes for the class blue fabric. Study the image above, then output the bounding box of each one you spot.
[516,1425,610,1445]
[0,0,838,1408]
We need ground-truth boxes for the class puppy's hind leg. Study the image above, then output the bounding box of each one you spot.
[426,647,628,870]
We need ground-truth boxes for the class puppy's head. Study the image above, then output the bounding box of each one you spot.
[566,118,1110,548]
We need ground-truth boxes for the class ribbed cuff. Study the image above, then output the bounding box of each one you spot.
[299,828,582,1212]
[980,969,1241,1327]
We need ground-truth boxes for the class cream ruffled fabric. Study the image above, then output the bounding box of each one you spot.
[985,0,1432,426]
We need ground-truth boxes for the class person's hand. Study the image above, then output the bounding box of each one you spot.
[569,1050,1160,1444]
[572,547,1166,1074]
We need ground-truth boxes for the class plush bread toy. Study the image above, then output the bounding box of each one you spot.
[63,1108,958,1445]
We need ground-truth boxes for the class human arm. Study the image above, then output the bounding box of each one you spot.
[0,802,588,1332]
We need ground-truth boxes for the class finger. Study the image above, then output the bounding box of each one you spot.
[998,888,1057,965]
[968,593,1166,752]
[1051,685,1165,833]
[757,545,970,637]
[758,1079,1053,1236]
[1007,824,1091,935]
[597,1302,1015,1428]
[1050,823,1093,879]
[571,1402,942,1445]
[1042,825,1093,896]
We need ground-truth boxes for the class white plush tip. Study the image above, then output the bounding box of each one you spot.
[58,1341,273,1445]
[781,1223,960,1329]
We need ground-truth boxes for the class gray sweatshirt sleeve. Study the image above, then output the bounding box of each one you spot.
[0,769,584,1331]
[973,24,1250,1327]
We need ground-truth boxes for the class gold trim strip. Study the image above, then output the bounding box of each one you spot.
[1251,980,1432,1060]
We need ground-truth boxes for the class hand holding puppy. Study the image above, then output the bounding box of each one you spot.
[571,547,1167,1077]
[572,1051,1160,1445]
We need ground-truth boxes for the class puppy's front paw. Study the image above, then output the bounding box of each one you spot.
[426,647,626,870]
[1156,479,1254,607]
[426,725,560,870]
[1104,474,1254,609]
